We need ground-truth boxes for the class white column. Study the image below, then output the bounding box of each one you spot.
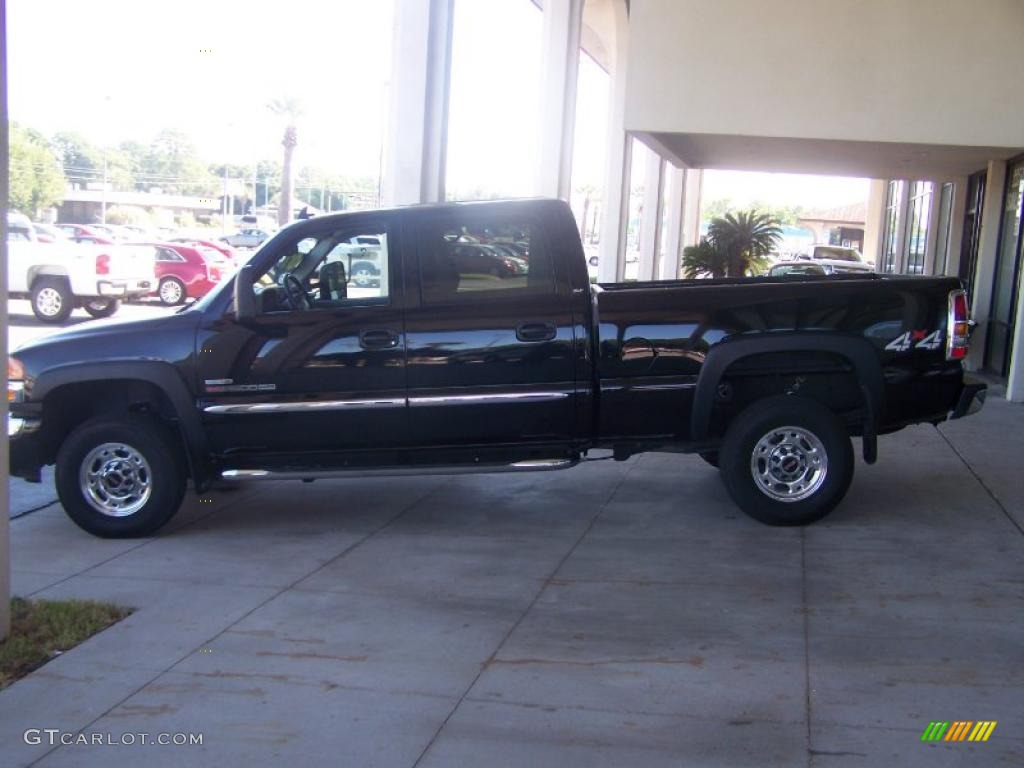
[923,182,943,276]
[637,150,663,282]
[862,179,887,268]
[944,176,969,277]
[658,164,686,280]
[381,0,454,206]
[596,4,630,284]
[681,168,703,249]
[536,0,584,200]
[966,159,1008,371]
[892,180,911,274]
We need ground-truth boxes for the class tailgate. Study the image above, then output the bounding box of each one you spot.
[104,244,157,282]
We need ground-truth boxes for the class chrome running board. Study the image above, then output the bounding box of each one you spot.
[220,458,577,482]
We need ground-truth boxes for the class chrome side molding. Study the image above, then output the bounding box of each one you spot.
[204,398,404,414]
[408,391,570,406]
[220,458,577,482]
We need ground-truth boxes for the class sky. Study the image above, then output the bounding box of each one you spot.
[7,0,867,209]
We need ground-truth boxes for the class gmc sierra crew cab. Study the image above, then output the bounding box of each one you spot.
[8,199,986,538]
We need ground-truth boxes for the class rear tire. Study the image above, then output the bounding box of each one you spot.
[31,277,74,323]
[83,298,120,318]
[55,415,186,538]
[719,396,853,526]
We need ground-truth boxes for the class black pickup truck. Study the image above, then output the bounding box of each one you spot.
[8,199,986,537]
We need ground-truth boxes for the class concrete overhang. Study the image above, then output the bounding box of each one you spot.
[638,131,1023,181]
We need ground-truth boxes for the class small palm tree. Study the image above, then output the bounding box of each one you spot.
[682,238,728,278]
[707,210,782,277]
[267,97,303,226]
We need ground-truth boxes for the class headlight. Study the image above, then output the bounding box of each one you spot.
[8,357,25,403]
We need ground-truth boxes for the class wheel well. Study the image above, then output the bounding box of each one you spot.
[40,380,184,467]
[707,351,866,441]
[29,269,70,290]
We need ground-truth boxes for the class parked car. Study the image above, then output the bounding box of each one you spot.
[169,237,237,263]
[140,243,224,305]
[449,243,528,278]
[220,228,270,248]
[30,223,69,243]
[6,212,157,323]
[55,223,103,239]
[787,244,875,275]
[7,199,985,538]
[768,263,829,277]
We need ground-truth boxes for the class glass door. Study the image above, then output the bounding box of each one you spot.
[959,171,986,301]
[984,159,1024,376]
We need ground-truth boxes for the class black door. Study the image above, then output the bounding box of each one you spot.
[959,170,987,302]
[196,216,408,458]
[403,207,578,450]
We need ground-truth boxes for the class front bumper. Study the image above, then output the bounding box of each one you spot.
[97,279,154,297]
[950,377,987,419]
[8,415,44,482]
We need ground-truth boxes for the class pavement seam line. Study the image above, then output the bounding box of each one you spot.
[21,486,261,599]
[937,425,1024,537]
[24,478,448,768]
[801,527,814,768]
[410,461,639,768]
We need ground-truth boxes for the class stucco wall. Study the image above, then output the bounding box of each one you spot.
[625,0,1024,149]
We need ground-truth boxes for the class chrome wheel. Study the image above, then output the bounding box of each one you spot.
[750,425,828,503]
[159,279,184,304]
[35,287,63,317]
[79,442,153,517]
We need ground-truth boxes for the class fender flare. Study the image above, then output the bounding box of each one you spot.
[690,332,884,460]
[32,361,209,489]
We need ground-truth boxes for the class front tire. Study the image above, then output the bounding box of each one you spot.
[719,396,853,526]
[55,416,186,538]
[158,277,186,306]
[83,298,120,318]
[31,277,74,323]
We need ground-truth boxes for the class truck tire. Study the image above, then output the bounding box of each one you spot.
[55,415,186,538]
[83,298,120,318]
[158,277,186,306]
[718,396,853,526]
[31,277,74,324]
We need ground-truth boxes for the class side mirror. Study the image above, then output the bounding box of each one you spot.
[234,264,257,321]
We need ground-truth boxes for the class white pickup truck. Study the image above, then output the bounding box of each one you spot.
[6,212,157,323]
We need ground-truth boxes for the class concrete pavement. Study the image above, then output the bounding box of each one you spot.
[1,398,1022,767]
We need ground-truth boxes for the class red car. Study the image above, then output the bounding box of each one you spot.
[143,243,224,305]
[168,237,237,264]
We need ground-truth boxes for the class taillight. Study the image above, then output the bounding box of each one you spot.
[96,254,110,275]
[947,289,970,361]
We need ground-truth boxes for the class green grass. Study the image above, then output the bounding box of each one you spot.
[0,598,131,689]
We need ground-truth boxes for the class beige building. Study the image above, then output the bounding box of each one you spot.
[382,0,1024,399]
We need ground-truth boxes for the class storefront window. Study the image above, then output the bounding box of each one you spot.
[934,183,954,275]
[904,182,932,274]
[984,161,1024,376]
[881,180,903,273]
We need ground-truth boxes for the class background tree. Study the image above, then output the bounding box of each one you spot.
[682,238,728,278]
[9,123,65,215]
[143,129,212,195]
[707,209,782,276]
[267,97,303,226]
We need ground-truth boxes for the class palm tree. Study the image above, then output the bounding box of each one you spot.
[267,97,303,226]
[682,238,728,278]
[707,210,782,277]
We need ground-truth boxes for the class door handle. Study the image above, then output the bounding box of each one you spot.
[516,321,557,343]
[359,328,401,350]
